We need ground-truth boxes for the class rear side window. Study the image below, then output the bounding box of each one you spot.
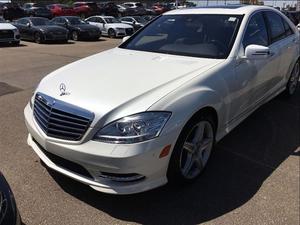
[243,12,268,48]
[264,11,286,43]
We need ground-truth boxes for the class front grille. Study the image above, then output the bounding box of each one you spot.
[33,92,94,141]
[0,30,14,39]
[125,28,134,36]
[32,138,93,179]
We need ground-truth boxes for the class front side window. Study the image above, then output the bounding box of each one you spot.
[120,14,243,59]
[30,18,50,26]
[67,17,86,25]
[17,19,28,25]
[243,12,268,48]
[282,18,294,37]
[104,17,119,23]
[265,11,286,43]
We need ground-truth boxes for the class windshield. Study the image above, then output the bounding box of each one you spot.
[31,18,50,26]
[67,17,86,25]
[104,17,119,23]
[120,14,243,59]
[133,16,146,23]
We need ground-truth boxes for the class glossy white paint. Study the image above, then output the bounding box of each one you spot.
[86,16,133,37]
[0,22,20,43]
[25,6,300,194]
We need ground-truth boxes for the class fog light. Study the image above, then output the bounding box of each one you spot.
[99,172,145,182]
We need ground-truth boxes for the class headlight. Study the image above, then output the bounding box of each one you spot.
[12,28,18,33]
[93,112,171,144]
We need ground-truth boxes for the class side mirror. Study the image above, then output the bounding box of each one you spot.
[122,36,130,43]
[244,44,271,60]
[297,24,300,31]
[133,21,136,25]
[26,23,31,28]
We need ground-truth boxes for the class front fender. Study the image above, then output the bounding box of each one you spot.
[150,86,227,142]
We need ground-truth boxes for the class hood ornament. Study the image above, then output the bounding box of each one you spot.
[59,83,70,96]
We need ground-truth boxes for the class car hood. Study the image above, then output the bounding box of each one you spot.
[35,25,68,32]
[107,23,133,29]
[0,23,17,30]
[36,48,223,126]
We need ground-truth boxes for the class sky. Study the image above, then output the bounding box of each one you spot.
[192,0,299,8]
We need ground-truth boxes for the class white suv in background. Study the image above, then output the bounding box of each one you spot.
[85,16,134,38]
[0,17,20,45]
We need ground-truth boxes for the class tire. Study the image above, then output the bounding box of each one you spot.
[108,28,116,38]
[34,32,43,44]
[284,60,299,97]
[71,31,79,41]
[167,113,216,184]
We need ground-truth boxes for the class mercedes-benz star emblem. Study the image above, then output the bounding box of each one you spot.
[59,83,70,96]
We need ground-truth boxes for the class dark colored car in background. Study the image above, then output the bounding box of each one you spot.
[0,171,21,225]
[282,10,300,25]
[14,17,69,43]
[142,15,156,22]
[51,16,100,41]
[47,4,76,17]
[23,3,53,19]
[1,3,25,21]
[97,2,119,17]
[73,2,100,18]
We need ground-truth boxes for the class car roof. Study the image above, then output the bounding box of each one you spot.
[165,5,275,15]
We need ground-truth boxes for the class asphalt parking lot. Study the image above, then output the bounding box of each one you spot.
[0,39,299,225]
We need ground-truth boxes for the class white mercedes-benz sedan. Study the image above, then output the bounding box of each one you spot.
[24,5,300,194]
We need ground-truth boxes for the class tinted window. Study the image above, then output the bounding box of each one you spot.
[243,13,268,48]
[104,17,119,23]
[30,18,50,26]
[265,11,286,43]
[87,17,96,22]
[98,18,105,23]
[67,17,86,25]
[282,18,294,36]
[17,19,29,25]
[120,14,243,59]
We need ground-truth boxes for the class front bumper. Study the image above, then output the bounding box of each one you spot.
[44,33,68,41]
[0,32,20,43]
[79,31,100,40]
[24,103,176,194]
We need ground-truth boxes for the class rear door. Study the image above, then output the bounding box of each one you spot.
[263,11,296,91]
[233,12,281,121]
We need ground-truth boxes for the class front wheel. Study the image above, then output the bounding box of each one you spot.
[108,29,116,38]
[167,114,216,183]
[34,32,43,44]
[284,60,299,97]
[71,31,79,41]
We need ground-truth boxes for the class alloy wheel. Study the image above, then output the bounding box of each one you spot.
[179,121,214,179]
[288,62,300,95]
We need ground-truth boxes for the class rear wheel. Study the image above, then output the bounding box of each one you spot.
[167,114,216,184]
[108,28,116,38]
[284,60,299,97]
